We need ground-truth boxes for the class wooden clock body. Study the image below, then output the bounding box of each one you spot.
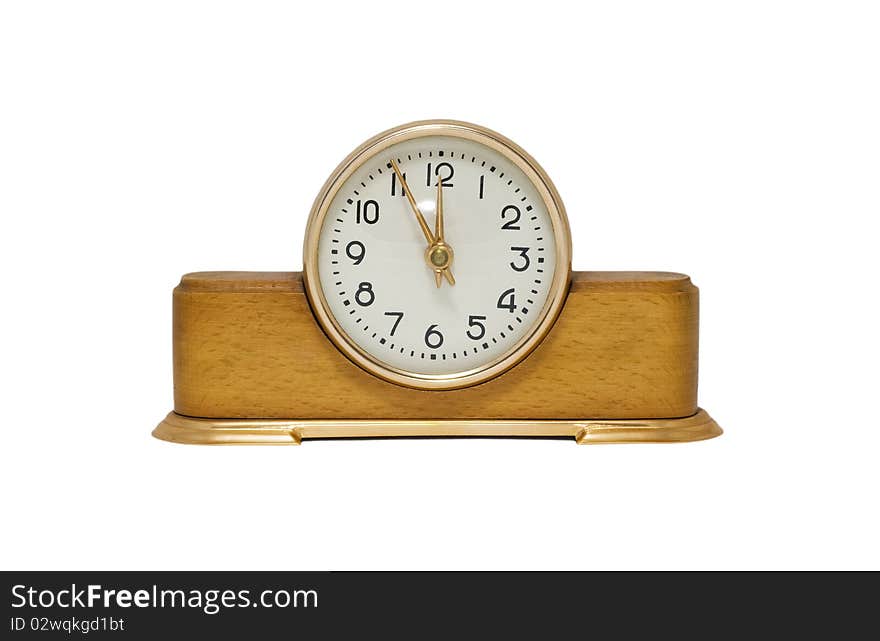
[154,270,721,445]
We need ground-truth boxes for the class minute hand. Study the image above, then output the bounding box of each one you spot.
[389,159,434,245]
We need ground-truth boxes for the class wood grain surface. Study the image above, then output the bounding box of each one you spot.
[172,271,699,419]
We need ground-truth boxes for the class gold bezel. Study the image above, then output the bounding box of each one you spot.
[303,120,572,391]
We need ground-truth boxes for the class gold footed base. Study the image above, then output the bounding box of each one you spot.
[152,409,722,446]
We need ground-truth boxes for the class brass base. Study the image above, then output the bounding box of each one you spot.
[152,409,722,446]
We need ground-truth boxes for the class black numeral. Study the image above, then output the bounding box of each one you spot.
[356,199,379,224]
[426,162,454,187]
[346,240,366,265]
[497,288,517,313]
[355,282,375,306]
[501,205,521,230]
[424,324,444,349]
[509,246,530,272]
[466,315,487,340]
[390,172,406,196]
[384,311,404,336]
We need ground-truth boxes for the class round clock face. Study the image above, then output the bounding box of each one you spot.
[304,121,571,390]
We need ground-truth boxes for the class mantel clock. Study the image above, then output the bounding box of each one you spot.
[154,120,722,445]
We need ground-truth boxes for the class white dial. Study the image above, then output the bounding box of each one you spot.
[304,122,571,390]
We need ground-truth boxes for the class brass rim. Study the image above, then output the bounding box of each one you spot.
[303,120,572,390]
[153,410,723,445]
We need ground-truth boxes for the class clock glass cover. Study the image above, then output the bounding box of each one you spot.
[304,120,571,390]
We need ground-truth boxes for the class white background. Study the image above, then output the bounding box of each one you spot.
[1,1,878,570]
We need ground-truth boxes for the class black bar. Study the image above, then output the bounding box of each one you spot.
[1,571,875,638]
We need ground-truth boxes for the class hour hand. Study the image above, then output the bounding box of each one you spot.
[435,175,444,242]
[431,176,455,287]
